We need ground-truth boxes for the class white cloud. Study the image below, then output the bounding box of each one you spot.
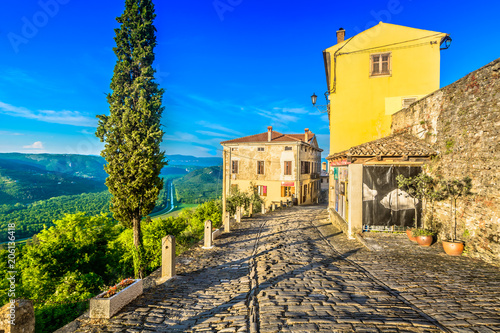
[277,107,310,114]
[23,141,44,149]
[256,109,299,125]
[196,130,234,138]
[0,101,97,127]
[0,131,23,136]
[196,120,243,136]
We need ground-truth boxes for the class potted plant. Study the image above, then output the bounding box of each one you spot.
[440,177,472,256]
[412,228,435,246]
[90,278,143,319]
[396,173,435,241]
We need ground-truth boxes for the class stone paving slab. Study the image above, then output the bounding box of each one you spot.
[68,205,500,333]
[313,207,500,333]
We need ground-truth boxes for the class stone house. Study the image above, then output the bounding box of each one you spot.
[221,126,323,209]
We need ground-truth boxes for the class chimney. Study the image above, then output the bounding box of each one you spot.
[337,27,345,44]
[267,126,273,142]
[304,128,309,143]
[322,162,327,171]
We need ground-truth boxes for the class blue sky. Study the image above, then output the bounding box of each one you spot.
[0,0,498,158]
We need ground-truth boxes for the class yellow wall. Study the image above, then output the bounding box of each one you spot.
[325,22,447,154]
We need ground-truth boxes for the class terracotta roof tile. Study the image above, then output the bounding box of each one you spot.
[327,133,436,160]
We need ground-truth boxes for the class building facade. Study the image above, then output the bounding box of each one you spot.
[323,22,449,154]
[322,23,450,237]
[221,126,322,209]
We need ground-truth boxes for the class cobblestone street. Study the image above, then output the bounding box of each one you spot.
[71,206,500,333]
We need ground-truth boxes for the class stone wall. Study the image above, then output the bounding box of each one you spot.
[391,58,500,264]
[0,299,35,333]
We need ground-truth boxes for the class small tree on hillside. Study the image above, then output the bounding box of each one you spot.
[96,0,166,278]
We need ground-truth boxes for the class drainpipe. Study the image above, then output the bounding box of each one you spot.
[296,143,300,205]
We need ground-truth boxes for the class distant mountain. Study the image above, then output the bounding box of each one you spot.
[165,155,222,167]
[0,158,106,205]
[0,153,108,180]
[173,166,222,204]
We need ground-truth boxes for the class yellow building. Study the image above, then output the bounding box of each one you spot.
[323,22,450,156]
[221,126,323,209]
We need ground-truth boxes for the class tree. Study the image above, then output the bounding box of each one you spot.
[440,177,472,241]
[96,0,166,278]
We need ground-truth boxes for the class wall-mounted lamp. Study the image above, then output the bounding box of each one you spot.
[310,92,329,113]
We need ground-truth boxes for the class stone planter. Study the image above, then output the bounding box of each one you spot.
[416,235,433,247]
[90,279,143,319]
[442,240,464,256]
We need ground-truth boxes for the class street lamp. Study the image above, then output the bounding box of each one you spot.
[311,93,317,106]
[310,92,329,113]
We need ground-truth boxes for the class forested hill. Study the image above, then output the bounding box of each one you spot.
[0,152,222,206]
[173,166,222,204]
[0,158,106,205]
[0,153,108,180]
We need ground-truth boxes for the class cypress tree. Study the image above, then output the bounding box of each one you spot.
[96,0,165,278]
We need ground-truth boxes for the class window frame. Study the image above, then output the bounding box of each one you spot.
[232,160,239,174]
[257,161,265,175]
[284,161,292,175]
[370,52,392,77]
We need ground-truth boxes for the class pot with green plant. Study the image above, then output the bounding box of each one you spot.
[397,173,435,242]
[412,228,435,246]
[440,177,472,256]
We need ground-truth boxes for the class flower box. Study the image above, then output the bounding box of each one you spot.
[89,279,143,319]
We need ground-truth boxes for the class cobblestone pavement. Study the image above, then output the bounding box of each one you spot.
[72,205,500,333]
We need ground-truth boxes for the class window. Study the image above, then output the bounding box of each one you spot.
[370,52,391,76]
[281,186,294,197]
[257,147,265,152]
[257,161,265,174]
[284,146,292,151]
[232,160,238,174]
[402,97,417,108]
[301,161,311,174]
[256,185,267,196]
[231,147,238,151]
[284,161,292,175]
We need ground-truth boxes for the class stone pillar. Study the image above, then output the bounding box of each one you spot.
[0,299,35,333]
[162,235,176,278]
[261,204,266,214]
[236,207,241,223]
[248,202,253,217]
[272,203,275,211]
[203,220,213,249]
[347,164,363,239]
[224,211,230,233]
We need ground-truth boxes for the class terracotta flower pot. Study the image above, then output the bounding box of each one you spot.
[416,235,433,246]
[442,240,464,256]
[406,229,417,242]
